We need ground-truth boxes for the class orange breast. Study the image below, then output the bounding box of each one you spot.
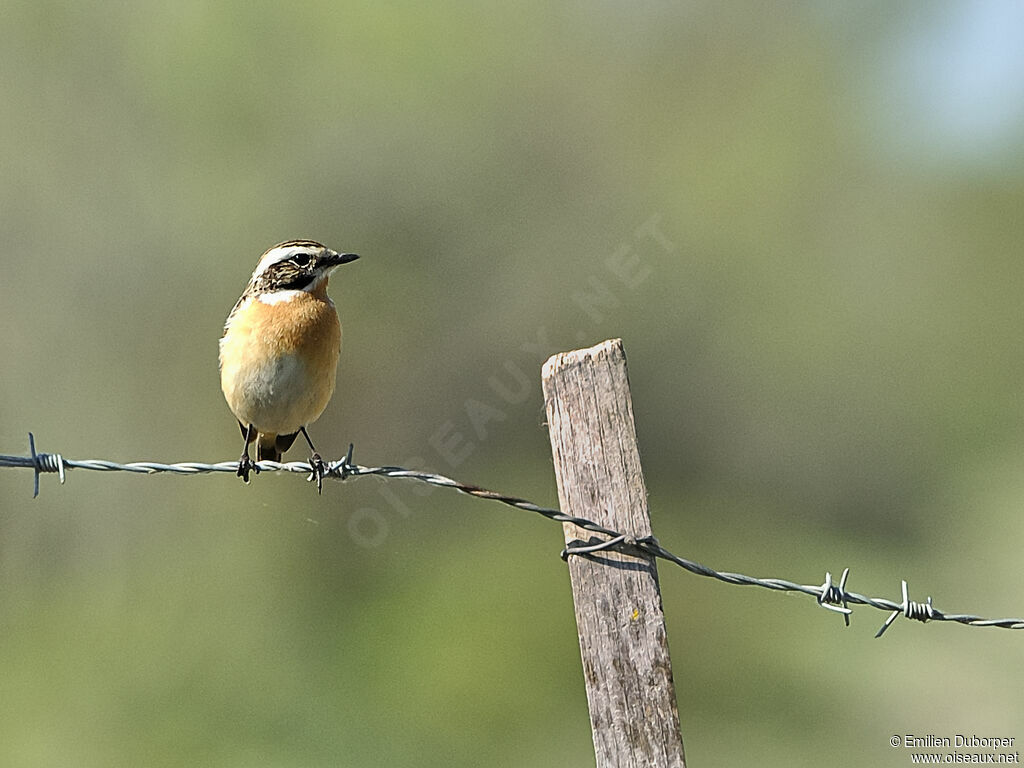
[220,290,342,433]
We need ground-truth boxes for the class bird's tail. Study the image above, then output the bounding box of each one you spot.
[256,431,299,463]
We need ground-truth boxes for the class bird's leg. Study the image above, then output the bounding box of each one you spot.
[299,426,326,494]
[237,422,260,483]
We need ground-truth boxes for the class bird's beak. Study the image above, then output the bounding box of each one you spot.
[324,251,359,267]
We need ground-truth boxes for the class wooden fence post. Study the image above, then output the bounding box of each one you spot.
[542,338,685,768]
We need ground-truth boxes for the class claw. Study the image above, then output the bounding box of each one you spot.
[237,453,260,483]
[308,453,326,494]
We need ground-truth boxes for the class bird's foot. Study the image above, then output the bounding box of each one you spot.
[237,454,260,483]
[308,453,326,494]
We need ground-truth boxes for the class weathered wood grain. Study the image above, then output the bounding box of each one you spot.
[542,339,685,768]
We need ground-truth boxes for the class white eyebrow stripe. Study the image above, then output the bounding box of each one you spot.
[252,244,317,277]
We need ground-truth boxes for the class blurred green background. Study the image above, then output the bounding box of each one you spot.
[2,1,1023,765]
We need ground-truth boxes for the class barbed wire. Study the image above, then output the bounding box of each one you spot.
[2,433,1021,638]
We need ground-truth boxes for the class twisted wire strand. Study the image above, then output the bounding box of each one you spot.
[2,434,1022,636]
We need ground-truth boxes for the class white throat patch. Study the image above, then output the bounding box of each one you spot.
[258,290,304,305]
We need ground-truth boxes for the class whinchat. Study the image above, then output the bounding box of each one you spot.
[219,240,359,492]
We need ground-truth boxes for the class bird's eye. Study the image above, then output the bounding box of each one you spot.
[293,253,312,267]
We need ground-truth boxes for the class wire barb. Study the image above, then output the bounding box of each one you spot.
[26,432,66,498]
[325,443,356,481]
[818,568,852,625]
[1,435,1022,637]
[875,581,936,638]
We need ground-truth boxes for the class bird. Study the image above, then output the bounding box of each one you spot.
[219,240,359,492]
